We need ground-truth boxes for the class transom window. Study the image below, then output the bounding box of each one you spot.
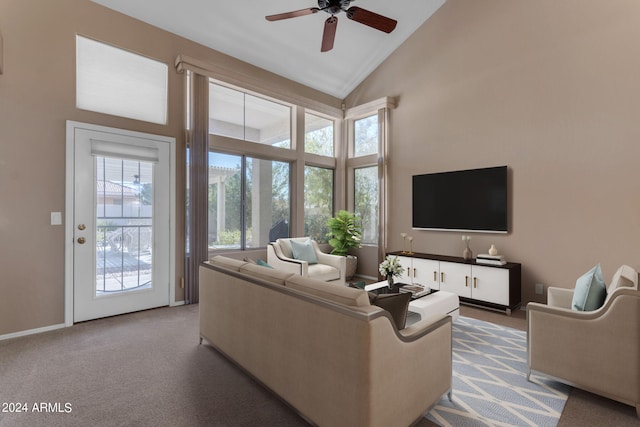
[209,83,291,148]
[304,113,334,157]
[76,36,168,125]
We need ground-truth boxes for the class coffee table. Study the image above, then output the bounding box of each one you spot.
[364,281,460,321]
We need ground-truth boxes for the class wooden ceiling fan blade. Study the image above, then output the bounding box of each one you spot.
[321,16,338,52]
[266,7,320,22]
[346,6,397,33]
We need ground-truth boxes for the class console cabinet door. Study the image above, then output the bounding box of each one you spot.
[439,262,472,298]
[413,258,440,289]
[396,256,412,283]
[471,265,510,306]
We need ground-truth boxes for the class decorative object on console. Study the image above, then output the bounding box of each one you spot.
[400,232,407,254]
[379,255,403,288]
[476,254,507,266]
[407,235,414,255]
[326,210,362,280]
[488,244,498,256]
[462,235,473,260]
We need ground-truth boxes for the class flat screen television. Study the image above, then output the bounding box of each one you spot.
[412,166,508,233]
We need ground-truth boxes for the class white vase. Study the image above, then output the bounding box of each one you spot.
[489,244,498,256]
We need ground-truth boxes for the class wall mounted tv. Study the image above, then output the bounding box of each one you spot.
[412,165,508,233]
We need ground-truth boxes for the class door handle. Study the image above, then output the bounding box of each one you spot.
[77,237,86,244]
[77,224,86,231]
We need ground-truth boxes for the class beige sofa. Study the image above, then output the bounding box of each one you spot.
[199,255,452,427]
[527,265,640,417]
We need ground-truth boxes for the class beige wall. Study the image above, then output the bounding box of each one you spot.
[0,0,339,336]
[346,0,640,304]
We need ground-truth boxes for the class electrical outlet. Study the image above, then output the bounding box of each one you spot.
[535,283,544,295]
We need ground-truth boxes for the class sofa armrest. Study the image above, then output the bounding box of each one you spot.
[547,286,574,309]
[399,313,450,340]
[266,244,308,276]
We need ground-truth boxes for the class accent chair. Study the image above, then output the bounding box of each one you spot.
[527,264,640,417]
[267,237,347,286]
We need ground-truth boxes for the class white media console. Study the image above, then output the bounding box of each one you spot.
[388,251,522,315]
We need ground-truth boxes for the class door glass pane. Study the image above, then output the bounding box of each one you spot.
[96,157,153,295]
[208,153,242,249]
[304,166,333,242]
[354,166,378,245]
[245,158,290,248]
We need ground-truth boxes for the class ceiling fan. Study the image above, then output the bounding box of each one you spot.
[265,0,398,52]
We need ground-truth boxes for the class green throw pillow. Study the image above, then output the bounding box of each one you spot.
[256,259,274,269]
[571,264,607,311]
[290,239,318,265]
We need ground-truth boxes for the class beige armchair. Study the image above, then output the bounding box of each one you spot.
[267,237,347,286]
[527,265,640,417]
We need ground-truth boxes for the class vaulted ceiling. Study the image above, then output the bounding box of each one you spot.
[92,0,446,99]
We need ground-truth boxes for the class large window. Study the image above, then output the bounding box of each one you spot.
[208,153,290,249]
[304,166,333,242]
[351,113,380,245]
[209,83,291,148]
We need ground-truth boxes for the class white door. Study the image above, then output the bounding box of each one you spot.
[67,122,174,322]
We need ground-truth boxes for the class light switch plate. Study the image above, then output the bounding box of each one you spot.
[51,211,62,225]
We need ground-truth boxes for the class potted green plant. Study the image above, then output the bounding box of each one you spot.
[326,210,362,281]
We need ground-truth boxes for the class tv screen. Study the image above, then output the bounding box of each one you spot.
[412,166,508,233]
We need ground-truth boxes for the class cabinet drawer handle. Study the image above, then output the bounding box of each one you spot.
[441,272,444,283]
[433,271,437,282]
[474,277,477,288]
[413,268,417,276]
[465,276,469,287]
[407,267,411,277]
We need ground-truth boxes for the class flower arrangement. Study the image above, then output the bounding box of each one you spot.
[379,255,404,279]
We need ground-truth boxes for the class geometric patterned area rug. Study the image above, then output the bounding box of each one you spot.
[425,316,571,427]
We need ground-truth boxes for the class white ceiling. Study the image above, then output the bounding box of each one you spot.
[91,0,446,99]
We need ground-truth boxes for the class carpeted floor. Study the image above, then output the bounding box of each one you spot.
[0,304,637,426]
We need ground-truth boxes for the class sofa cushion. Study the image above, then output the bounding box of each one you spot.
[307,263,340,282]
[571,264,607,311]
[239,263,294,286]
[209,255,247,272]
[276,238,294,259]
[368,292,412,330]
[290,239,318,264]
[285,276,369,307]
[605,264,638,304]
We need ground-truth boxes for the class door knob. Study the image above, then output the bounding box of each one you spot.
[78,224,86,231]
[77,237,86,244]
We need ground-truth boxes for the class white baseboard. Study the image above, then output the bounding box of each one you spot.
[0,323,67,341]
